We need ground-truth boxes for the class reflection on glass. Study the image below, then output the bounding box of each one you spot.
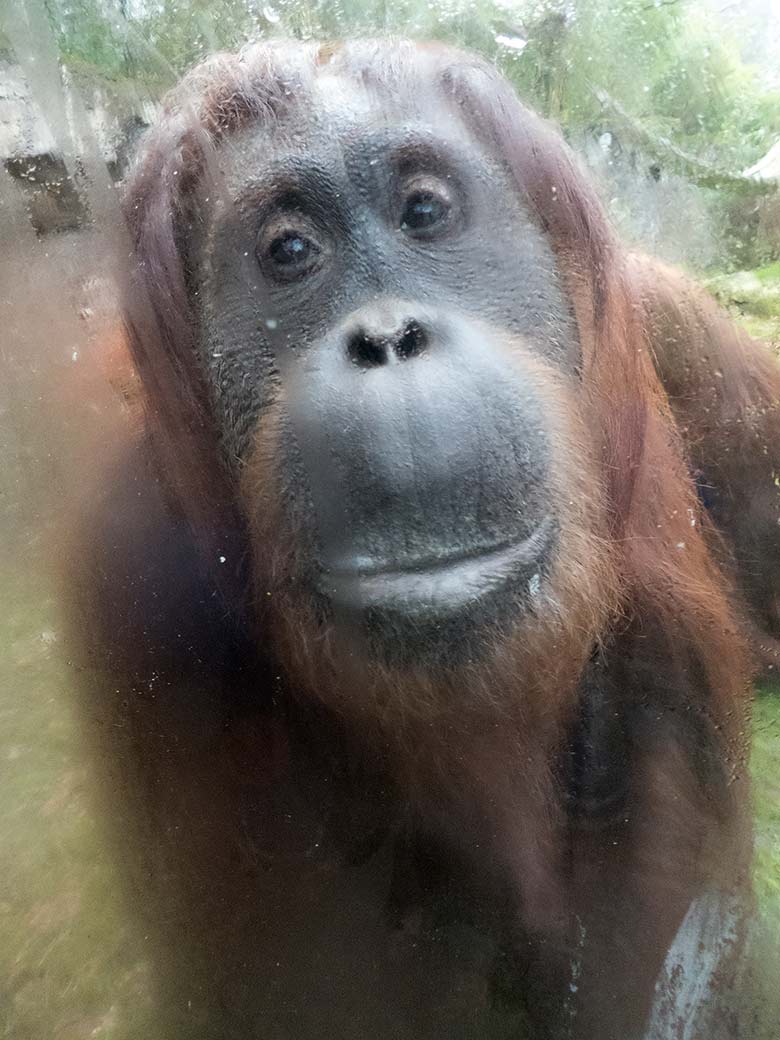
[1,4,779,1040]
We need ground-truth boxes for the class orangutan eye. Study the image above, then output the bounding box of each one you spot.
[257,224,323,282]
[270,232,315,265]
[400,189,452,236]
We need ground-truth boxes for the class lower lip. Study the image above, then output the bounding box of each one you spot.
[321,518,552,616]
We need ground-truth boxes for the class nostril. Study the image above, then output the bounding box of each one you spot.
[346,319,429,368]
[395,320,427,361]
[347,331,388,368]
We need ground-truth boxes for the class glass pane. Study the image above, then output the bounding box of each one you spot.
[1,3,779,1038]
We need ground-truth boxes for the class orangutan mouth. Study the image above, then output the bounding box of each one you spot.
[320,517,554,617]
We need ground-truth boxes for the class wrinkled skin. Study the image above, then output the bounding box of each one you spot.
[193,87,580,656]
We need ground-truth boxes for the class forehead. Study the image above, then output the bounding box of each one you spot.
[213,70,486,198]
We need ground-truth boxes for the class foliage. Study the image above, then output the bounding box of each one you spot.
[44,0,129,78]
[705,263,780,343]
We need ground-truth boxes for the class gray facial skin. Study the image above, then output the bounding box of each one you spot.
[191,75,580,635]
